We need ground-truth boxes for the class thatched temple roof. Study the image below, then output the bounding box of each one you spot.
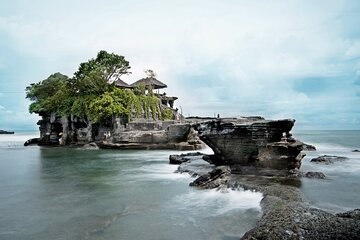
[114,79,132,88]
[130,77,167,89]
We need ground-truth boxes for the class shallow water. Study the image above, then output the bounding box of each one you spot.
[1,130,359,239]
[0,133,262,240]
[294,130,360,213]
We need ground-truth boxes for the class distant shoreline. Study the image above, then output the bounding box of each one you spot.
[0,130,15,134]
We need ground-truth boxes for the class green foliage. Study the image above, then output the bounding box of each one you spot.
[126,90,142,118]
[88,91,129,123]
[71,70,113,96]
[144,69,157,78]
[148,95,160,119]
[133,83,146,96]
[161,108,174,120]
[26,72,68,101]
[71,95,94,118]
[25,51,164,123]
[74,50,131,82]
[26,72,69,114]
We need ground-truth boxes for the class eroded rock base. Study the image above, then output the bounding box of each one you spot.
[170,152,360,240]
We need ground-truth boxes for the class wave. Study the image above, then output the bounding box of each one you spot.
[124,163,191,182]
[172,188,262,217]
[0,132,39,148]
[303,141,355,152]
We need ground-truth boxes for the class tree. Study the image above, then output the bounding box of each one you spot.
[70,50,131,96]
[144,69,157,78]
[87,90,129,123]
[26,72,70,114]
[74,50,131,82]
[26,51,162,123]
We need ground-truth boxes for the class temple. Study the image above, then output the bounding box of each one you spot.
[119,76,179,110]
[28,75,204,150]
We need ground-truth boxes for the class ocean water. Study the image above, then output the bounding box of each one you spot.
[294,130,360,213]
[0,132,262,240]
[1,131,359,240]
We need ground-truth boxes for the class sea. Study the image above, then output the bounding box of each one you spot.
[0,130,359,240]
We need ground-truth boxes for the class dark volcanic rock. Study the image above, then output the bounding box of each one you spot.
[171,152,360,240]
[336,209,360,220]
[193,118,305,174]
[302,142,316,151]
[176,160,215,177]
[24,138,40,146]
[82,142,99,150]
[303,171,326,179]
[169,152,204,165]
[189,166,231,188]
[311,155,349,164]
[169,155,189,164]
[241,198,360,240]
[227,176,360,240]
[352,149,360,152]
[0,130,14,134]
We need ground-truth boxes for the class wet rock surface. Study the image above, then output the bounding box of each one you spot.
[169,152,203,164]
[302,143,317,151]
[171,152,360,240]
[352,149,360,152]
[311,155,349,164]
[24,138,40,146]
[336,209,360,220]
[192,118,305,172]
[98,141,203,151]
[189,166,231,188]
[0,130,15,134]
[82,142,99,150]
[302,171,326,179]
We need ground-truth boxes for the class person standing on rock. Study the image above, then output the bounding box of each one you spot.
[58,132,64,145]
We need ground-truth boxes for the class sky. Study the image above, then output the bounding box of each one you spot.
[0,0,360,130]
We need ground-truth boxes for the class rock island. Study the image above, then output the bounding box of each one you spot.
[25,51,202,150]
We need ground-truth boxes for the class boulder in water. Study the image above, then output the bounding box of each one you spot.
[189,166,231,188]
[0,130,14,134]
[24,138,40,146]
[169,152,204,165]
[169,155,189,164]
[193,118,305,175]
[303,171,326,179]
[82,142,99,150]
[310,155,349,164]
[302,143,316,151]
[336,209,360,220]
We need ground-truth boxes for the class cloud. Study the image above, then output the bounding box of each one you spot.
[0,0,360,129]
[346,40,360,59]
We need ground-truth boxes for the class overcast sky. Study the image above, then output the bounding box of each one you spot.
[1,0,360,130]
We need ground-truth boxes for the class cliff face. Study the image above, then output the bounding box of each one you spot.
[193,117,304,172]
[35,113,203,150]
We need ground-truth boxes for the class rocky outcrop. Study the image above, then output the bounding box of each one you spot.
[24,138,40,146]
[302,143,316,151]
[311,155,349,164]
[302,171,326,179]
[193,118,304,174]
[170,152,360,240]
[240,183,360,240]
[27,113,203,150]
[171,152,217,177]
[189,166,231,188]
[169,152,203,164]
[0,130,14,134]
[336,209,360,220]
[82,142,99,150]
